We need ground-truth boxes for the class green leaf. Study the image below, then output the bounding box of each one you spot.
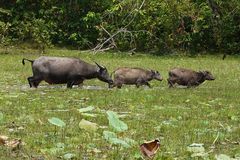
[0,8,11,15]
[110,138,130,148]
[187,143,208,158]
[81,113,97,117]
[215,154,232,160]
[41,147,64,156]
[63,153,76,160]
[79,119,98,132]
[103,131,132,148]
[187,143,205,153]
[56,142,65,149]
[103,131,117,141]
[78,106,95,113]
[48,117,66,128]
[106,111,128,132]
[124,138,136,145]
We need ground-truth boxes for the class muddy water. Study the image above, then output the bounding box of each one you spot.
[10,84,106,91]
[0,83,190,92]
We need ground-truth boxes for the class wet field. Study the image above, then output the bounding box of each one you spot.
[0,51,240,159]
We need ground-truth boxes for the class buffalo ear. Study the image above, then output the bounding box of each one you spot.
[150,70,156,78]
[199,71,208,76]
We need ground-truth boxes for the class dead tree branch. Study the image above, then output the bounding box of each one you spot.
[92,28,126,52]
[92,0,146,53]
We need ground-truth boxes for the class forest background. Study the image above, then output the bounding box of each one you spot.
[0,0,240,55]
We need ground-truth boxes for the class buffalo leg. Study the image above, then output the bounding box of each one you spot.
[136,79,144,88]
[27,77,33,87]
[116,82,123,89]
[116,84,122,89]
[145,82,151,88]
[67,76,84,88]
[113,80,123,89]
[187,82,198,88]
[136,83,142,88]
[27,76,42,88]
[115,81,123,88]
[33,80,41,88]
[74,79,84,88]
[167,78,174,88]
[108,83,115,88]
[67,81,74,88]
[32,77,42,88]
[77,83,84,88]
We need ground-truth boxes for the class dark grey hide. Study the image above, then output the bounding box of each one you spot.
[110,67,163,88]
[22,56,113,88]
[167,67,215,88]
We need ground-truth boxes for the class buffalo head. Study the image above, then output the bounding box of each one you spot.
[95,62,113,84]
[151,70,163,81]
[201,71,215,80]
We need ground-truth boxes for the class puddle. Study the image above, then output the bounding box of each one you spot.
[0,83,212,92]
[82,85,105,90]
[0,84,107,91]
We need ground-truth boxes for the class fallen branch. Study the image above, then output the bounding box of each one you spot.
[92,0,146,53]
[92,28,124,52]
[100,25,117,48]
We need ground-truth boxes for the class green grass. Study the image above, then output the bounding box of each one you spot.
[0,48,239,159]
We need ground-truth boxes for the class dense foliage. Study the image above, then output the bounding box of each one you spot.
[0,0,240,54]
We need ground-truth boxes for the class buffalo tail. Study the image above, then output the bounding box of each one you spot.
[22,58,34,65]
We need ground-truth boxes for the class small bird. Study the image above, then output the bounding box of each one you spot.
[222,54,226,60]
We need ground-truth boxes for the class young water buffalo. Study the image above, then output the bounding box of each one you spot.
[22,56,113,88]
[167,68,215,88]
[109,67,163,88]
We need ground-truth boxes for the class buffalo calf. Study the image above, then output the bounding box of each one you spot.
[167,67,215,88]
[110,67,163,88]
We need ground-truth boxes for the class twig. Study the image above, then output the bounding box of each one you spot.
[125,0,145,28]
[100,25,117,48]
[92,28,125,52]
[92,0,146,53]
[95,46,115,52]
[212,132,220,145]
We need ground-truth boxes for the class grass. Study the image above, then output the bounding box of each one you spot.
[0,48,239,159]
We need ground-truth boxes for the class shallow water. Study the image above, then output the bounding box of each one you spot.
[1,84,106,91]
[0,83,208,92]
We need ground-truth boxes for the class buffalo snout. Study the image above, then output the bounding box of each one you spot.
[108,79,114,85]
[156,76,163,81]
[204,71,215,80]
[152,71,163,81]
[208,76,215,80]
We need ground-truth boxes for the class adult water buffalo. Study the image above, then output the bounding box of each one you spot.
[22,56,113,88]
[167,67,215,88]
[110,67,163,88]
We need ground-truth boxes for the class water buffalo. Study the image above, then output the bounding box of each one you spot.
[167,67,215,88]
[22,56,113,88]
[109,67,163,88]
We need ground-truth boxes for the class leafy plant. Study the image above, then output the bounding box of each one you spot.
[48,117,66,142]
[63,153,76,160]
[103,111,135,148]
[78,106,95,113]
[79,119,98,132]
[48,117,66,128]
[1,1,240,53]
[106,111,128,132]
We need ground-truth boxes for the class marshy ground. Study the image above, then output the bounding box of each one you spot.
[0,49,239,159]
